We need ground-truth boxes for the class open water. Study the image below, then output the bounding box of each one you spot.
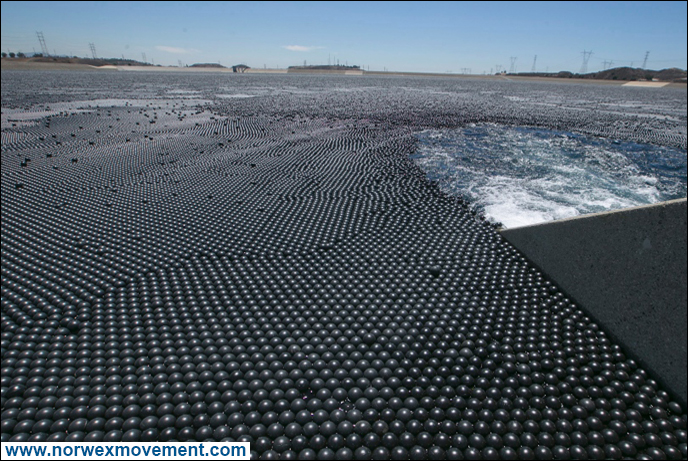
[414,124,687,228]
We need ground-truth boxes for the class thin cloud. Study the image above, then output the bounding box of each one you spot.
[283,45,324,52]
[155,46,197,54]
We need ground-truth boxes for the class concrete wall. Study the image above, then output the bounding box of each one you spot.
[500,199,687,408]
[286,69,362,75]
[244,68,288,74]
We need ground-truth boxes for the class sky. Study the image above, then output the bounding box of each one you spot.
[1,1,686,74]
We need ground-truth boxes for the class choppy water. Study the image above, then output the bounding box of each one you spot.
[413,124,687,228]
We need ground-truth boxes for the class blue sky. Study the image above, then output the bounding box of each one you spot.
[2,1,686,73]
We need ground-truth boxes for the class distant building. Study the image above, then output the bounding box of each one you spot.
[232,64,250,73]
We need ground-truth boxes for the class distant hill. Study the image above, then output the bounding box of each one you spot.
[189,63,226,68]
[582,67,686,82]
[23,56,154,67]
[513,67,687,83]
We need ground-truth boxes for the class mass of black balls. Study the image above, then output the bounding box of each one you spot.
[2,72,686,459]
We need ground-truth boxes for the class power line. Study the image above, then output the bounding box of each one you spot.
[36,31,49,56]
[642,51,650,69]
[1,33,39,51]
[580,50,593,73]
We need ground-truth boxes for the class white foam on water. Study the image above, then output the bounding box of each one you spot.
[474,176,580,228]
[414,125,687,228]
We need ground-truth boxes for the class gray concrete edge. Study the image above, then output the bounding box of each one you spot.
[499,198,687,410]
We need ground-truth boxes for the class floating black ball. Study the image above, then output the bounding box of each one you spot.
[0,68,685,458]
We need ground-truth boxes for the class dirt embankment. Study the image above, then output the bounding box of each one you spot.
[1,58,107,71]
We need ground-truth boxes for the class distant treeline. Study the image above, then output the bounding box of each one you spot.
[189,63,226,68]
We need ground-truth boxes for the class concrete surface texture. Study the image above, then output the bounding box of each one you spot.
[501,199,687,408]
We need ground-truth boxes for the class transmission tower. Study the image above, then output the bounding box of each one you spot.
[509,57,517,73]
[89,43,97,59]
[178,59,183,67]
[36,32,49,56]
[580,50,593,73]
[642,51,650,69]
[142,52,147,63]
[531,55,537,73]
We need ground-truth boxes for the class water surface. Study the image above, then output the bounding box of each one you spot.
[414,124,687,227]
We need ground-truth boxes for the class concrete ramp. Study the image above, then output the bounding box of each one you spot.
[501,199,687,407]
[623,81,671,87]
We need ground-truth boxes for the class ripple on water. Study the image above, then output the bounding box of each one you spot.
[413,124,687,228]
